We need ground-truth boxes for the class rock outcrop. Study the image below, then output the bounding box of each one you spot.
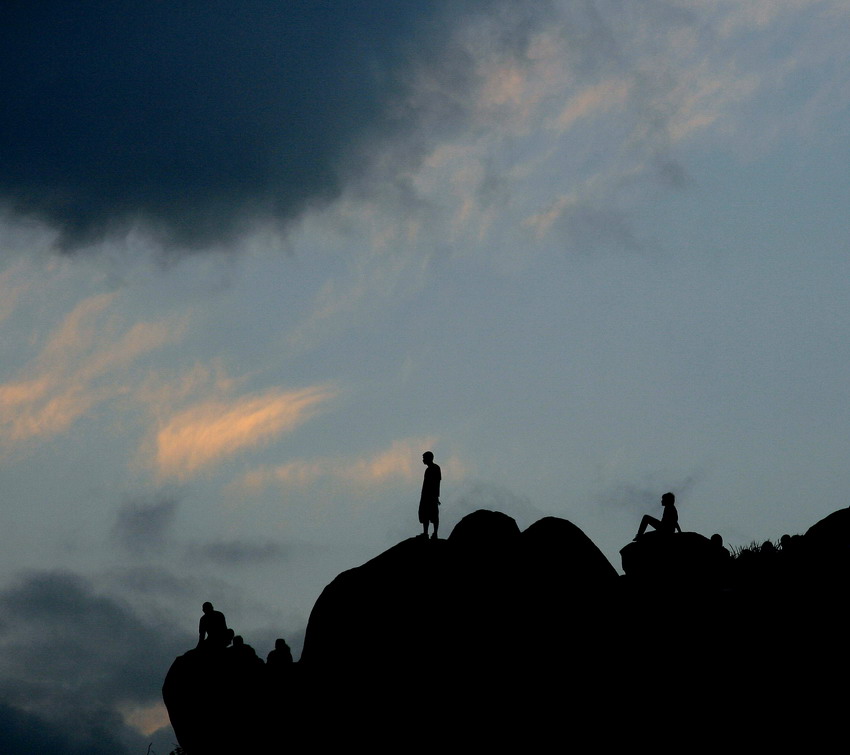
[164,507,850,752]
[620,530,720,583]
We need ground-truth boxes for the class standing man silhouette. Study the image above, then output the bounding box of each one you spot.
[419,451,441,540]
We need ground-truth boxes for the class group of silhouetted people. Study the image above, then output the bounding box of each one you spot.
[196,601,293,671]
[418,457,687,548]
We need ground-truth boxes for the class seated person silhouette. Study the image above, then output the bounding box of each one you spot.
[229,634,262,666]
[197,601,229,650]
[267,638,294,670]
[634,492,682,540]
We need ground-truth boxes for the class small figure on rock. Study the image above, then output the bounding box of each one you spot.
[197,601,229,650]
[634,492,682,540]
[419,451,441,540]
[267,638,294,670]
[710,533,730,557]
[229,635,262,666]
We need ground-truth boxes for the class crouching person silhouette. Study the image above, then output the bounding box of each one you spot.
[634,492,682,540]
[197,601,229,650]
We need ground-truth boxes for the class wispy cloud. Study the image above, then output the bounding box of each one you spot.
[0,262,33,326]
[237,437,467,494]
[189,539,288,567]
[552,78,631,132]
[0,293,185,451]
[153,384,337,480]
[113,493,180,553]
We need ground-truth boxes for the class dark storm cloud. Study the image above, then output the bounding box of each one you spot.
[0,570,192,753]
[0,1,538,251]
[0,700,125,755]
[113,493,179,551]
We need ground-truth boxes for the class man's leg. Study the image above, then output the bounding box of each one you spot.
[635,515,661,539]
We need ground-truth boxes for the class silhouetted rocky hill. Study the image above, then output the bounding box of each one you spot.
[164,508,850,752]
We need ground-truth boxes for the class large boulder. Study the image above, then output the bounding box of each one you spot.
[296,509,621,745]
[620,531,719,584]
[447,508,521,549]
[299,534,453,671]
[519,516,618,585]
[300,510,618,674]
[163,647,272,754]
[792,507,850,581]
[805,507,850,547]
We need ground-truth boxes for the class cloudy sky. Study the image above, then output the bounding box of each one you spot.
[2,1,850,751]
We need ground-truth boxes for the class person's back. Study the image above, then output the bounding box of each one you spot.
[660,495,678,533]
[422,460,440,500]
[198,602,228,649]
[267,638,293,671]
[230,635,262,665]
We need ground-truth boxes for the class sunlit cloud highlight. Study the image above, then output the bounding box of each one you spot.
[237,437,468,494]
[154,385,337,480]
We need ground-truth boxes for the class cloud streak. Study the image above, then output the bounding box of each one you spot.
[239,437,467,493]
[0,293,184,452]
[190,540,288,567]
[154,384,337,480]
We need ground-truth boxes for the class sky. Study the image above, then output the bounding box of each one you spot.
[2,1,850,751]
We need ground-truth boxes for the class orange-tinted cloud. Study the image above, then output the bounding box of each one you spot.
[521,193,578,240]
[154,385,337,480]
[553,79,630,132]
[119,701,171,737]
[0,293,185,450]
[238,437,468,494]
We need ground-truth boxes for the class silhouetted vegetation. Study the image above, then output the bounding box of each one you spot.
[729,538,781,558]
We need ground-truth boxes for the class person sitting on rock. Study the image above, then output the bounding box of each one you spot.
[634,492,682,540]
[267,638,293,669]
[266,638,294,682]
[197,601,229,650]
[229,635,262,666]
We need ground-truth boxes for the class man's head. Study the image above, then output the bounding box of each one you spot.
[202,601,214,613]
[661,492,675,506]
[422,451,434,465]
